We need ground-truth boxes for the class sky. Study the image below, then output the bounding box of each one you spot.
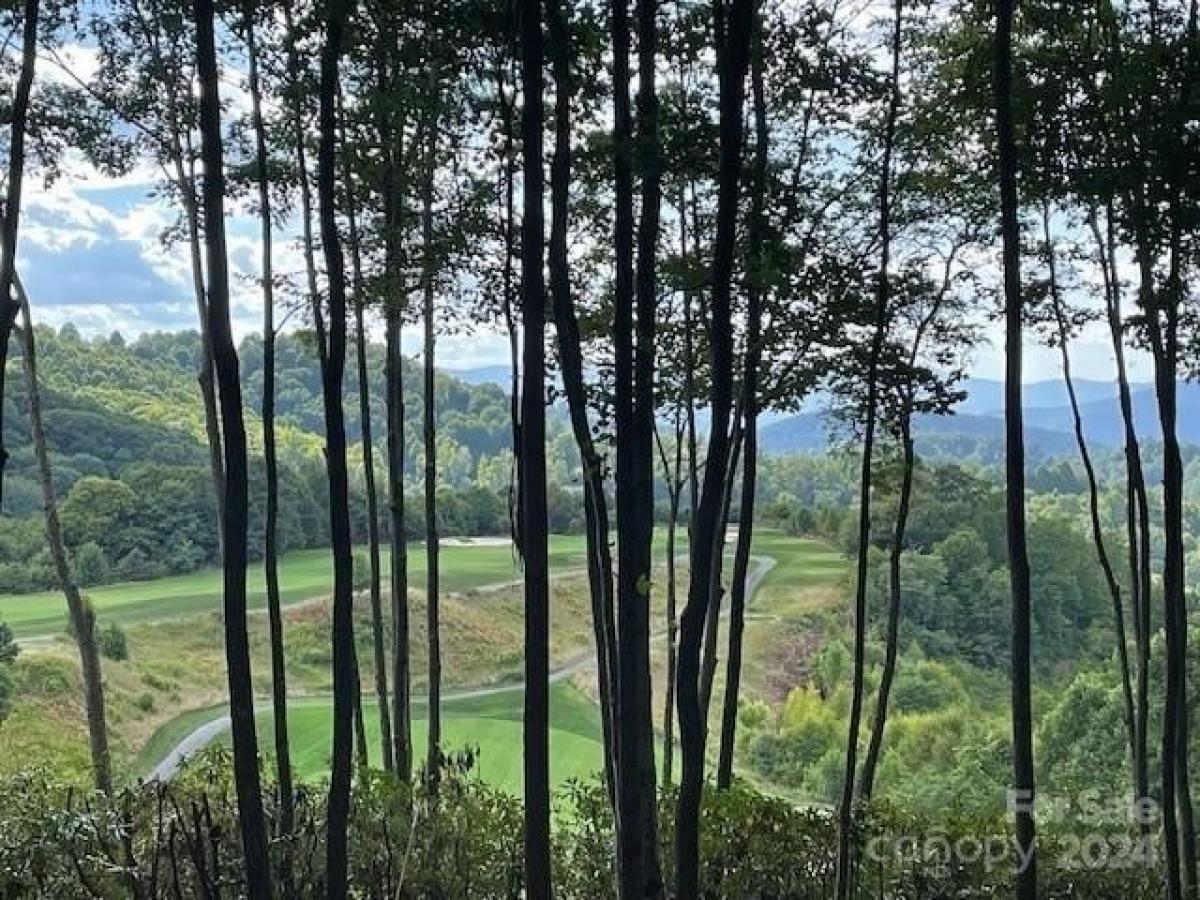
[13,38,1155,386]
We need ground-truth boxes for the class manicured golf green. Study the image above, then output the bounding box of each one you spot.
[217,683,607,795]
[0,536,590,639]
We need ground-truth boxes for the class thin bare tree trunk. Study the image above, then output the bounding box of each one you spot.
[313,0,356,893]
[1043,207,1136,798]
[547,0,619,805]
[0,0,39,511]
[994,2,1037,895]
[420,102,442,783]
[343,110,395,773]
[520,0,550,889]
[193,0,271,892]
[244,3,295,853]
[15,278,112,795]
[675,3,753,895]
[836,4,901,896]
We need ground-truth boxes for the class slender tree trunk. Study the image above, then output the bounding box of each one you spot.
[700,414,744,724]
[313,0,356,894]
[658,423,684,786]
[499,82,524,555]
[994,3,1037,896]
[0,0,39,511]
[245,5,295,848]
[377,70,413,785]
[1043,207,1136,799]
[547,0,620,805]
[420,102,442,783]
[14,279,112,794]
[716,13,766,788]
[1090,205,1151,812]
[520,0,551,891]
[632,0,664,886]
[193,0,271,893]
[675,3,753,896]
[343,117,395,773]
[836,4,900,896]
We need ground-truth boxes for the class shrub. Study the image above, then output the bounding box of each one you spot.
[98,623,128,661]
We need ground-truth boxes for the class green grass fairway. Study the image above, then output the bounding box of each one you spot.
[217,683,606,795]
[0,536,590,639]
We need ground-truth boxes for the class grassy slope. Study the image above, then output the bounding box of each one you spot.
[226,683,606,795]
[0,536,590,639]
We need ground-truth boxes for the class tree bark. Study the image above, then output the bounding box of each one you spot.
[192,0,271,893]
[343,112,395,773]
[994,2,1037,896]
[1043,207,1136,800]
[674,2,753,896]
[244,1,295,849]
[313,0,356,894]
[0,0,39,512]
[1090,205,1152,812]
[15,278,113,795]
[520,0,551,891]
[419,99,442,784]
[547,0,620,805]
[716,9,767,788]
[835,4,901,896]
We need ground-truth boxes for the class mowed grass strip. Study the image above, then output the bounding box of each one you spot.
[0,536,591,639]
[211,683,606,795]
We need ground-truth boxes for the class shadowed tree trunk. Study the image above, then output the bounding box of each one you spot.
[1043,207,1136,798]
[313,0,356,893]
[716,6,767,788]
[0,0,39,511]
[14,277,112,795]
[520,0,550,891]
[656,414,684,786]
[547,0,619,804]
[419,97,442,784]
[375,52,413,784]
[994,1,1037,896]
[192,0,271,893]
[675,1,753,895]
[1090,205,1151,812]
[700,412,743,725]
[244,1,294,851]
[343,110,395,773]
[836,4,901,896]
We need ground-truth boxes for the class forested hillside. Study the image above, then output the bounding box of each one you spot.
[0,326,542,591]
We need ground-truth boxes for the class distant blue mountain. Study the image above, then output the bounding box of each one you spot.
[758,377,1200,460]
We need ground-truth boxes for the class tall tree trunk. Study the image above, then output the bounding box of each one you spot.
[700,412,744,724]
[632,0,664,886]
[675,2,753,896]
[835,4,900,896]
[377,65,413,785]
[1043,207,1136,798]
[520,0,551,891]
[547,0,620,805]
[657,420,684,786]
[14,278,112,794]
[192,0,271,893]
[994,2,1037,896]
[419,102,442,784]
[499,81,524,555]
[313,0,356,894]
[716,9,766,789]
[343,116,395,773]
[245,2,295,848]
[0,0,39,511]
[1090,204,1152,812]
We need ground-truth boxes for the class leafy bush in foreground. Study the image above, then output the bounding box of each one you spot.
[0,752,1164,898]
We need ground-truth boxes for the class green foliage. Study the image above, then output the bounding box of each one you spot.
[98,622,128,661]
